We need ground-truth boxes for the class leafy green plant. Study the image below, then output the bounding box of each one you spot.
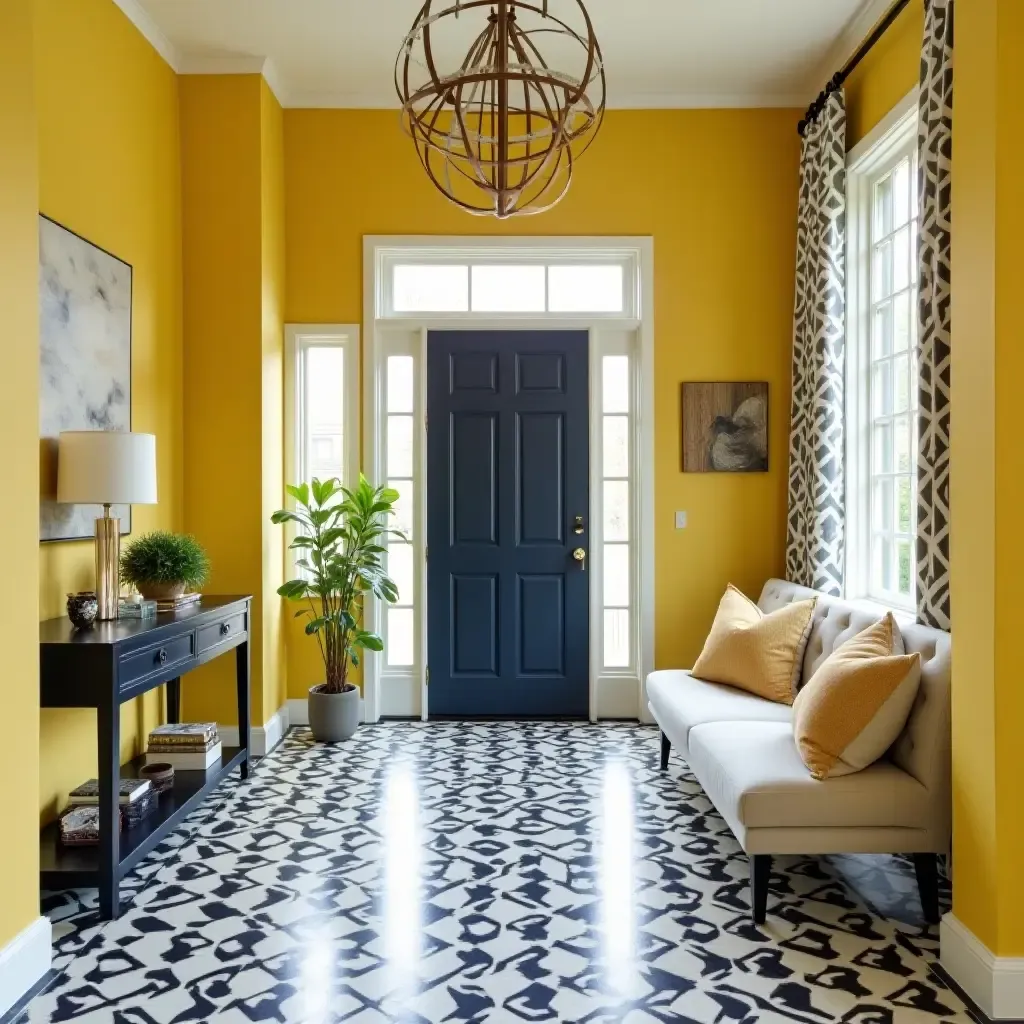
[120,532,211,590]
[272,475,403,694]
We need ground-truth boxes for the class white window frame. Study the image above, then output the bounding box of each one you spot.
[363,236,655,725]
[846,89,919,613]
[284,325,361,573]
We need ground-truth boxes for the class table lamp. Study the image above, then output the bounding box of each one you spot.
[57,431,158,620]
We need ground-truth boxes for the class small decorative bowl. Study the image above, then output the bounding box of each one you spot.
[66,592,99,630]
[139,762,175,794]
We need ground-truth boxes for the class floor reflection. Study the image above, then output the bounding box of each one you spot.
[600,759,637,997]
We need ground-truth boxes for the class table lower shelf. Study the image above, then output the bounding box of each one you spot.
[40,747,247,889]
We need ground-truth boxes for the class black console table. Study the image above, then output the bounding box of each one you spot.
[39,595,252,919]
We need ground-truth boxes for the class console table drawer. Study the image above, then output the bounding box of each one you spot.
[119,634,196,690]
[197,610,247,654]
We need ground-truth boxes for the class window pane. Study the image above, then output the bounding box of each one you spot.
[874,420,893,474]
[305,346,344,482]
[872,302,893,359]
[911,221,920,285]
[388,543,415,607]
[894,416,912,473]
[873,241,893,302]
[471,265,546,312]
[603,416,629,477]
[894,354,911,413]
[873,478,894,532]
[387,355,415,413]
[548,265,624,313]
[604,544,629,607]
[897,476,913,534]
[603,480,629,541]
[877,536,894,592]
[872,361,893,417]
[393,264,468,313]
[387,608,415,666]
[387,415,414,477]
[389,479,414,539]
[894,227,911,292]
[893,291,911,353]
[603,356,630,413]
[898,540,913,596]
[893,159,911,228]
[604,609,630,668]
[874,174,893,238]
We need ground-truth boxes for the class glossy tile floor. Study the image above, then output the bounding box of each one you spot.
[22,723,973,1023]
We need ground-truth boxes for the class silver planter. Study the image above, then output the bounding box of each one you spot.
[307,684,360,743]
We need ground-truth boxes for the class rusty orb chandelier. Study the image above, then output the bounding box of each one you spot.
[396,0,606,219]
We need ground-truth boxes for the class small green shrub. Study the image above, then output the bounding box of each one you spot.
[120,532,211,590]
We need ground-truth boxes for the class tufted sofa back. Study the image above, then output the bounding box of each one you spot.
[758,579,951,836]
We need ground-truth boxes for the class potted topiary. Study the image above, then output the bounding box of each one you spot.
[272,475,402,743]
[120,531,211,601]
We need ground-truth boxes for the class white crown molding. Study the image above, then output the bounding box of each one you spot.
[803,0,898,102]
[175,54,288,106]
[0,917,52,1018]
[285,89,806,111]
[110,0,181,71]
[941,913,1024,1020]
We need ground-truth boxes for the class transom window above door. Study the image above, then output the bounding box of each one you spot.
[375,246,640,320]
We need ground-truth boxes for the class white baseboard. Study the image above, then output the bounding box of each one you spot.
[0,917,51,1018]
[941,913,1024,1019]
[287,696,366,727]
[219,704,289,756]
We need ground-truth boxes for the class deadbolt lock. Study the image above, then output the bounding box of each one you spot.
[573,515,585,534]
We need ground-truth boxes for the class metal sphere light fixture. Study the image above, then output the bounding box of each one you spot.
[396,0,606,218]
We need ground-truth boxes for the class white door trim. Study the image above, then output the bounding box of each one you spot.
[362,236,655,724]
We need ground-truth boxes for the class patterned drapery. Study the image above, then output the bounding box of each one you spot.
[916,0,954,630]
[786,91,847,596]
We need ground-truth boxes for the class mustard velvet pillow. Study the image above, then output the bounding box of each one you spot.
[793,613,922,781]
[691,585,817,705]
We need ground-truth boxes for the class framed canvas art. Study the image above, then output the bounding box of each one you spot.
[681,381,769,473]
[39,215,133,541]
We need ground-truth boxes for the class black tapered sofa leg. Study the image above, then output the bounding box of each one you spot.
[750,854,772,924]
[913,853,940,925]
[659,731,671,770]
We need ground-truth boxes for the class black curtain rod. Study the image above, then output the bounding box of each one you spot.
[798,0,911,135]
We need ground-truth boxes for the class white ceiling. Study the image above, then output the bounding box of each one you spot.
[116,0,890,109]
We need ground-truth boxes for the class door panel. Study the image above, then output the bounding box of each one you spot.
[428,330,589,717]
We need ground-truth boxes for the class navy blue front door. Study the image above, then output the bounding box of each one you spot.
[427,331,590,717]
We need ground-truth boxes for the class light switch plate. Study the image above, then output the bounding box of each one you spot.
[675,511,688,529]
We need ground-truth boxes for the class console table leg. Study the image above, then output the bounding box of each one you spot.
[166,677,181,724]
[97,697,121,920]
[236,639,250,780]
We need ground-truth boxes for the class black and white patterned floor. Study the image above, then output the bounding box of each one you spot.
[22,723,973,1023]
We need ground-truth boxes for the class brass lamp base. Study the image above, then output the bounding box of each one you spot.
[95,505,120,620]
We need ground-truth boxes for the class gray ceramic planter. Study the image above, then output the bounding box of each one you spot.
[307,684,360,743]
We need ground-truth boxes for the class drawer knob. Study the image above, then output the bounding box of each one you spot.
[220,623,231,636]
[156,648,168,665]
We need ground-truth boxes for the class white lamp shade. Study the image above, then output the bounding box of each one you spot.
[57,431,158,506]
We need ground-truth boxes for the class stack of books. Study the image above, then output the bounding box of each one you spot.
[67,777,155,830]
[118,597,158,619]
[146,722,221,770]
[157,593,202,613]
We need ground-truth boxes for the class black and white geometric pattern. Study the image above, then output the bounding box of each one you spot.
[22,724,973,1023]
[916,0,954,631]
[787,91,848,598]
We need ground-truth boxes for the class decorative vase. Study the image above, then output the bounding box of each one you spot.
[66,592,99,630]
[307,683,361,743]
[137,580,187,602]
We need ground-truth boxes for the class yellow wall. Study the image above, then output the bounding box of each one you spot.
[844,0,923,148]
[284,108,801,693]
[952,0,1024,958]
[0,0,42,950]
[180,74,286,726]
[34,0,184,822]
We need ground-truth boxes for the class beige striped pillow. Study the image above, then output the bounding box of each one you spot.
[793,613,921,780]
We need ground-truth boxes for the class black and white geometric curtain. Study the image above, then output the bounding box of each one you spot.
[916,0,953,631]
[786,91,847,596]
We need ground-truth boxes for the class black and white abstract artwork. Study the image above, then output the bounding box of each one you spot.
[39,216,132,542]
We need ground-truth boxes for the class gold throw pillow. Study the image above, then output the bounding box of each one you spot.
[793,613,922,780]
[691,585,817,705]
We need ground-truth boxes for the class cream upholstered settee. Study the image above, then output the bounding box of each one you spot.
[647,578,951,924]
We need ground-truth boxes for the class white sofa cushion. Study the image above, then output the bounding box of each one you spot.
[686,721,931,832]
[647,669,791,756]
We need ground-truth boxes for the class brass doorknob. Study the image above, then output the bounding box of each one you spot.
[572,547,587,570]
